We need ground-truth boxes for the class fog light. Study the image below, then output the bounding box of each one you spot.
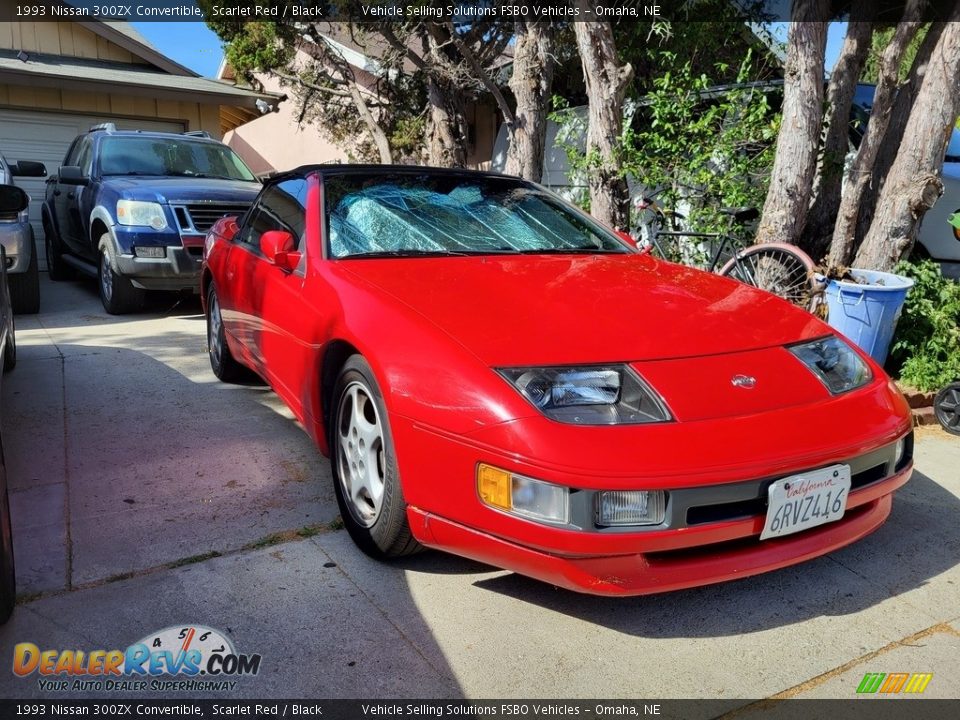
[596,490,666,527]
[477,464,569,525]
[134,246,166,259]
[895,437,906,465]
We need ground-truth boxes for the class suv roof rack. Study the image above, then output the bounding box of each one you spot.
[89,122,117,133]
[182,130,212,139]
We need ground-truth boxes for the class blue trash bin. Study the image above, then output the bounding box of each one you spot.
[824,269,914,365]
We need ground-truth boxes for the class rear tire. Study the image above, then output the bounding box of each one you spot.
[205,283,246,383]
[9,235,39,314]
[98,237,144,315]
[330,355,421,559]
[44,219,75,281]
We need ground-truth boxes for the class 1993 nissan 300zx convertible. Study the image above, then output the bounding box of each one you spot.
[201,166,913,595]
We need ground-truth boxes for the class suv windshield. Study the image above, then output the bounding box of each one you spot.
[325,173,629,258]
[99,136,257,181]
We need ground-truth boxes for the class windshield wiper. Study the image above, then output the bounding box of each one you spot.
[498,247,624,254]
[343,249,477,259]
[167,171,241,180]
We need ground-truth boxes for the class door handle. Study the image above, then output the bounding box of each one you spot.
[53,189,61,196]
[67,192,75,200]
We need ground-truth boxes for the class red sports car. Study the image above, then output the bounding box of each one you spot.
[201,166,913,596]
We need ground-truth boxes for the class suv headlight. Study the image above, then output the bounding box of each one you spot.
[498,365,671,425]
[117,200,167,230]
[789,336,872,395]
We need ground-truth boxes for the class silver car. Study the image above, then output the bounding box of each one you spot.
[0,155,47,314]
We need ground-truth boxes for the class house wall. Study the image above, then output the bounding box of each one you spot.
[0,22,220,136]
[0,22,150,64]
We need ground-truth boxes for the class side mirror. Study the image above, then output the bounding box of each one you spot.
[58,166,88,185]
[10,160,46,178]
[0,184,29,215]
[261,229,301,272]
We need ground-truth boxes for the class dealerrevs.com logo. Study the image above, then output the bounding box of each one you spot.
[13,625,261,692]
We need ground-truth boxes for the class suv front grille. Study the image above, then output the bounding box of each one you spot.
[172,203,249,235]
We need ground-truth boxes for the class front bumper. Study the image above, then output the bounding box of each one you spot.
[114,246,202,292]
[0,222,32,274]
[391,378,913,595]
[408,480,903,595]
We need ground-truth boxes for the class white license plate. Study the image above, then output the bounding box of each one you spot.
[760,464,851,540]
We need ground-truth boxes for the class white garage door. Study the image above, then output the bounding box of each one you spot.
[0,109,185,268]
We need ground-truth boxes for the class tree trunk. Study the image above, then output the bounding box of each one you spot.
[347,83,393,164]
[857,22,946,242]
[827,7,923,268]
[504,21,555,182]
[754,7,829,246]
[803,13,873,261]
[572,16,633,229]
[427,76,468,168]
[854,18,960,271]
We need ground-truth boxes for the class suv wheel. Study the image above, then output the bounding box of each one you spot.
[8,235,39,314]
[44,220,75,282]
[98,237,144,315]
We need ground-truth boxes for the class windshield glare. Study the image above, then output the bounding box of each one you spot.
[325,174,629,258]
[99,137,257,181]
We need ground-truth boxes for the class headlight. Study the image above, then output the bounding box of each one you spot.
[498,365,671,425]
[477,464,569,525]
[117,200,167,230]
[789,336,872,395]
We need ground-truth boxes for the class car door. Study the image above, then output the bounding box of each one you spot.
[63,137,93,255]
[222,178,313,406]
[52,138,81,251]
[247,177,315,412]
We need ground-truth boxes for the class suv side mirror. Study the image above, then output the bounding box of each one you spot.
[10,160,46,178]
[0,185,29,215]
[59,166,88,185]
[261,230,301,272]
[616,230,640,249]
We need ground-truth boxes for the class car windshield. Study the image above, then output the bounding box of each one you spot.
[99,136,257,181]
[325,173,630,258]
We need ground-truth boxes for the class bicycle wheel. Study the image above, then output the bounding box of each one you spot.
[718,242,815,308]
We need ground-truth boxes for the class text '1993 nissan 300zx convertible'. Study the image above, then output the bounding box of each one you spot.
[201,166,913,596]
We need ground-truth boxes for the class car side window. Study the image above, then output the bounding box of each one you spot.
[62,138,82,167]
[75,138,94,177]
[237,178,308,253]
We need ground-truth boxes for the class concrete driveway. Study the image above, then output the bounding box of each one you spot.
[1,275,959,703]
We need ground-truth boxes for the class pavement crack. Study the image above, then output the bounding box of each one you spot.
[717,621,954,717]
[15,521,342,606]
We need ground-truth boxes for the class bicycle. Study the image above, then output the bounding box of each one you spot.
[634,192,817,309]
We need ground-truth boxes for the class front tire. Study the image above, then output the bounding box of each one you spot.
[98,237,144,315]
[9,235,39,314]
[330,356,420,559]
[205,283,246,383]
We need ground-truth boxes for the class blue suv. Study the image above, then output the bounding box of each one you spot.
[42,124,261,314]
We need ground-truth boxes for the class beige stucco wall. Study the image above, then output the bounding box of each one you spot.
[222,70,347,175]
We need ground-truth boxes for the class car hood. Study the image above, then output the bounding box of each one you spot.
[104,177,261,204]
[340,254,828,365]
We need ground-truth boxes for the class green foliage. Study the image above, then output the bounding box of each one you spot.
[861,25,930,85]
[624,51,780,247]
[887,259,960,392]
